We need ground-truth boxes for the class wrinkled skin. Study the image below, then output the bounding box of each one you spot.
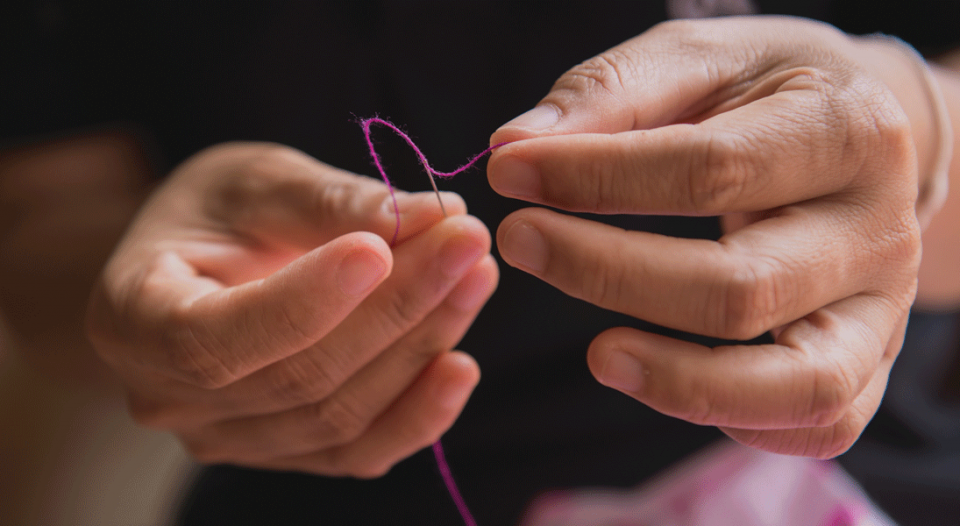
[87,143,498,477]
[489,17,933,458]
[86,16,960,477]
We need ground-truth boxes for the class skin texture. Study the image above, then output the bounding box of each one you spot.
[86,143,498,477]
[81,16,960,476]
[488,17,960,459]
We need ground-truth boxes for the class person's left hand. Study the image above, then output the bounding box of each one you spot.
[487,16,930,458]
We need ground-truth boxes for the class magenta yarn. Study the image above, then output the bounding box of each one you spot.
[433,441,478,526]
[360,116,502,525]
[360,116,505,245]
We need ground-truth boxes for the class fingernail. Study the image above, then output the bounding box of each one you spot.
[490,157,541,199]
[383,192,463,223]
[337,249,387,297]
[501,220,547,273]
[599,351,645,393]
[439,236,485,279]
[380,191,418,217]
[502,105,560,131]
[446,267,493,312]
[380,193,400,216]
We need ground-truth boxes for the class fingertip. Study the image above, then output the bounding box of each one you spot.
[319,231,392,297]
[433,351,480,410]
[588,327,648,394]
[445,351,481,382]
[487,152,542,201]
[335,229,393,253]
[440,213,494,252]
[496,216,548,274]
[389,190,468,218]
[436,191,468,216]
[491,104,561,144]
[585,330,613,377]
[337,247,389,298]
[387,192,472,245]
[445,255,499,312]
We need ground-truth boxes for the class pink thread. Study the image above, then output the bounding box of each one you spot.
[433,441,478,526]
[360,116,505,246]
[360,116,502,525]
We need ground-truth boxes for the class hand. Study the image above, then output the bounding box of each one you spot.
[86,142,497,477]
[488,17,927,458]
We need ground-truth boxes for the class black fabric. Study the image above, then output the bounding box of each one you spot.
[3,1,959,525]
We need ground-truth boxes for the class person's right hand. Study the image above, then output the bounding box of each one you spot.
[86,142,497,477]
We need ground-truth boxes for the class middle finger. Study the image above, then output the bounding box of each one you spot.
[497,204,913,341]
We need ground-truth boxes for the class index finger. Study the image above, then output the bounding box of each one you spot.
[200,145,466,250]
[488,77,908,216]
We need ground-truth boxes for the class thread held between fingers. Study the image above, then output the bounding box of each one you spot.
[358,116,501,526]
[359,116,505,246]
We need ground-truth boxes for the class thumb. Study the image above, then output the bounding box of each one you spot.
[489,18,804,144]
[121,231,394,389]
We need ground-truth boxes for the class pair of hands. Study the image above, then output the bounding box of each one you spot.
[87,17,929,476]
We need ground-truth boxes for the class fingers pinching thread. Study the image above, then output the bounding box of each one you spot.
[360,116,496,525]
[359,116,506,246]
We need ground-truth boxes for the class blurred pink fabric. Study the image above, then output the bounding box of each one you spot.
[520,440,897,526]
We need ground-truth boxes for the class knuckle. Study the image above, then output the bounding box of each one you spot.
[674,386,720,425]
[868,99,914,167]
[577,144,641,212]
[579,158,614,212]
[576,243,627,308]
[845,82,915,177]
[263,295,321,350]
[267,356,341,407]
[690,133,752,214]
[375,287,431,336]
[800,422,858,460]
[213,145,301,214]
[868,212,922,280]
[804,359,856,427]
[554,49,631,99]
[163,309,237,389]
[310,175,370,225]
[312,397,367,446]
[244,144,308,178]
[878,231,922,311]
[716,258,781,340]
[399,336,447,371]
